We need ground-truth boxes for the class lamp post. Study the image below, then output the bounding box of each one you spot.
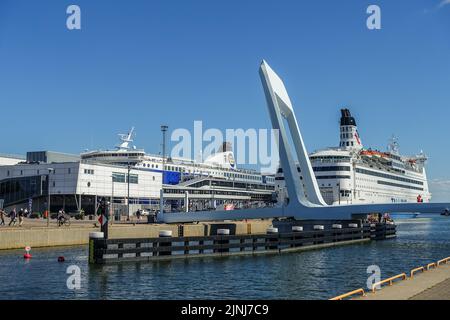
[160,125,168,221]
[337,182,341,205]
[127,164,131,221]
[111,175,115,224]
[47,168,54,227]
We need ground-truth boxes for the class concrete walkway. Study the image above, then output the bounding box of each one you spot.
[357,263,450,300]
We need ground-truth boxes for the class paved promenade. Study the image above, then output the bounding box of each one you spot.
[358,263,450,300]
[0,217,147,229]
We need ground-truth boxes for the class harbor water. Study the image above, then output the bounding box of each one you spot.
[0,215,449,300]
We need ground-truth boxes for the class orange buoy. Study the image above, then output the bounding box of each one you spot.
[58,256,65,262]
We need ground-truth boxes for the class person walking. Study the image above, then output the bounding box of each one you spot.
[0,209,5,226]
[57,208,66,227]
[18,208,24,227]
[8,208,17,227]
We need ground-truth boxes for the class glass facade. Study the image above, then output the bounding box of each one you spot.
[112,172,139,184]
[0,175,48,207]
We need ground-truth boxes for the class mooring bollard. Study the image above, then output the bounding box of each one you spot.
[159,230,173,256]
[215,229,230,253]
[266,227,279,250]
[89,232,104,264]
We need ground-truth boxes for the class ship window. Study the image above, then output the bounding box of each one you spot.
[316,175,351,180]
[313,166,350,172]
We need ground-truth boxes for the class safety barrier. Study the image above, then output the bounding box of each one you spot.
[437,257,450,266]
[426,262,437,271]
[410,266,424,278]
[329,288,366,301]
[372,273,407,293]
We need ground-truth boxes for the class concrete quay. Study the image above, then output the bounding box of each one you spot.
[357,263,450,300]
[0,218,273,250]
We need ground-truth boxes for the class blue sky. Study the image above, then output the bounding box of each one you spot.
[0,0,449,199]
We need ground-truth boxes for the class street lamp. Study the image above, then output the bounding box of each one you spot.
[127,164,131,221]
[337,182,341,205]
[160,125,168,220]
[111,174,115,224]
[47,168,54,227]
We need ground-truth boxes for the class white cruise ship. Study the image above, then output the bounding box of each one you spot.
[275,109,431,205]
[81,128,275,186]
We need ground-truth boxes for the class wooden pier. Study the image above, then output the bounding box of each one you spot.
[89,221,396,264]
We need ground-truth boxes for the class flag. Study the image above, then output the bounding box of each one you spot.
[355,131,361,145]
[98,214,108,226]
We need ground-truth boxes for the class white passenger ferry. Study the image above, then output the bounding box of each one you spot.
[275,109,431,205]
[81,128,275,186]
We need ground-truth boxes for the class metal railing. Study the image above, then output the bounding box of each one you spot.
[329,288,366,301]
[371,273,407,293]
[410,267,425,278]
[438,257,450,266]
[426,262,437,271]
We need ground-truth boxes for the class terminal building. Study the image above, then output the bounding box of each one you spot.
[0,134,276,216]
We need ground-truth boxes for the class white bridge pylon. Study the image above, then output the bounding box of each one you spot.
[160,60,450,223]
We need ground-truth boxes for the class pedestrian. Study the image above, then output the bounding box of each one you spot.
[0,209,5,226]
[18,208,24,227]
[57,208,66,227]
[8,208,17,227]
[136,209,141,221]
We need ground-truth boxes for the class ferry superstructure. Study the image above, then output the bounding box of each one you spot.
[275,109,431,205]
[81,128,275,186]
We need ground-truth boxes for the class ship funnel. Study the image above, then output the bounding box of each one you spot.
[339,109,363,150]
